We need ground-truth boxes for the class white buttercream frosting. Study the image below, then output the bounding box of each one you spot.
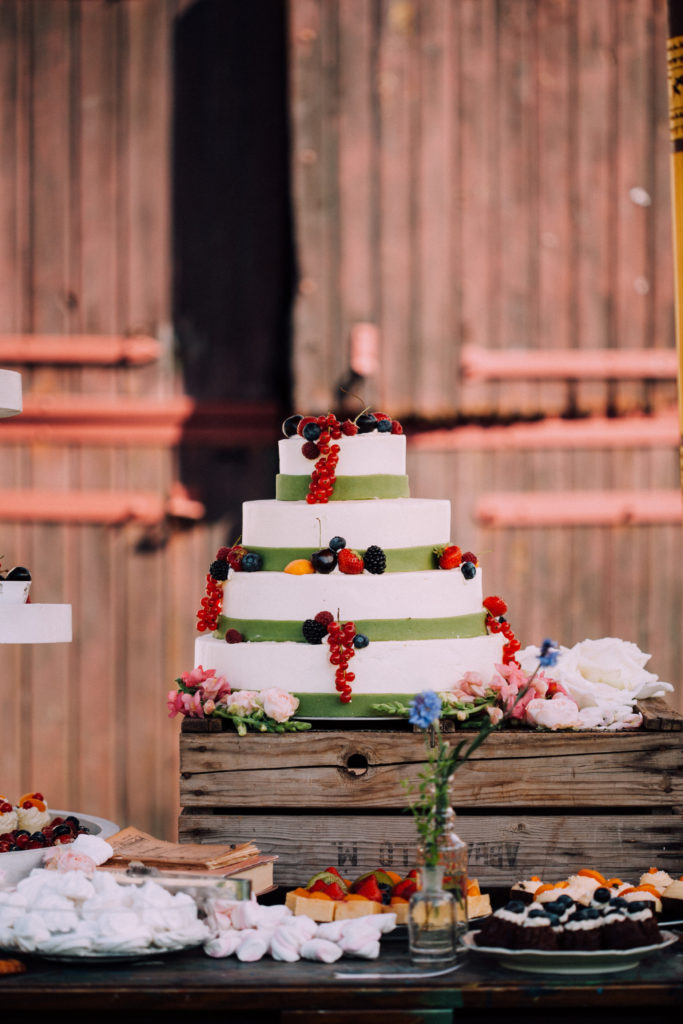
[223,567,484,622]
[242,497,450,550]
[278,433,406,476]
[196,633,504,695]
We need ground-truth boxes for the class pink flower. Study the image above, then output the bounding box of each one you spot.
[203,699,216,716]
[487,705,504,725]
[226,690,261,716]
[181,665,216,688]
[261,688,299,723]
[201,673,231,701]
[525,694,582,730]
[167,689,181,718]
[454,671,489,699]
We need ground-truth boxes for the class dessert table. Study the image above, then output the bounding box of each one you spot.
[1,934,681,1023]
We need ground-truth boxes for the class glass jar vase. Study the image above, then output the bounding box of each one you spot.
[408,805,469,965]
[436,806,469,944]
[408,863,458,965]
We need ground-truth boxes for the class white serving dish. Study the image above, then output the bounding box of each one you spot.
[0,809,119,888]
[0,580,31,603]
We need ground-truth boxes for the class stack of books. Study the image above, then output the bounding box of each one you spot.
[102,826,277,896]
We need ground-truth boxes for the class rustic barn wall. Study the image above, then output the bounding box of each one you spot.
[0,0,680,851]
[0,0,287,840]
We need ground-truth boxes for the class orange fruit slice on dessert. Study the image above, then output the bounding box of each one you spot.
[577,868,608,885]
[284,559,315,575]
[18,792,46,812]
[620,883,663,898]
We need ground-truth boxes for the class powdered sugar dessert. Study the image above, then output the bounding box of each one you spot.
[193,411,514,717]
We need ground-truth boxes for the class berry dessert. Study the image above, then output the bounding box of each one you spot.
[475,894,663,951]
[0,794,90,853]
[194,409,516,716]
[285,866,489,925]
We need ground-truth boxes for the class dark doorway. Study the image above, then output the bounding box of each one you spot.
[172,0,294,522]
[172,0,295,403]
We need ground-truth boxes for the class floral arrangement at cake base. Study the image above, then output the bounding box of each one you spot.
[167,666,311,734]
[374,635,671,732]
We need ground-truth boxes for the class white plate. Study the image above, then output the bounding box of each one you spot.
[23,943,202,965]
[462,929,679,975]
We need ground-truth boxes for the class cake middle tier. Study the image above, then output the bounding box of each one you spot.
[241,497,451,572]
[219,569,488,637]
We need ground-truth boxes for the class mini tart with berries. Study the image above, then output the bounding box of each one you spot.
[16,792,50,832]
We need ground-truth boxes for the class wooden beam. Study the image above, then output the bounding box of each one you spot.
[475,489,682,527]
[0,395,282,446]
[461,344,679,381]
[0,487,205,524]
[408,411,679,451]
[0,334,162,365]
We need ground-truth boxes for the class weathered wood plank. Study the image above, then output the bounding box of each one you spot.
[179,727,683,809]
[178,810,683,888]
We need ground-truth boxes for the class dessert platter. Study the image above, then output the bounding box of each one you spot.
[464,865,682,974]
[462,931,678,975]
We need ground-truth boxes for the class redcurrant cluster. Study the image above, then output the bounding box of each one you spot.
[326,618,358,703]
[306,423,341,504]
[282,410,403,506]
[483,594,521,666]
[196,573,223,633]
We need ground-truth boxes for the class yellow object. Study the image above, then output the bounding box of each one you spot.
[283,559,315,575]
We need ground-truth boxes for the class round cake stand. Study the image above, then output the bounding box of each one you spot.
[0,369,22,417]
[0,604,72,643]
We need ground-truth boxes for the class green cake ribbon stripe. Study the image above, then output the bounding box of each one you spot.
[246,545,439,572]
[293,693,416,718]
[215,611,487,642]
[276,474,410,501]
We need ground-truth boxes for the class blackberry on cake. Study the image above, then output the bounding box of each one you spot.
[363,545,386,574]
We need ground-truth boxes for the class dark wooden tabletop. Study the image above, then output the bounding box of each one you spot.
[1,932,682,1023]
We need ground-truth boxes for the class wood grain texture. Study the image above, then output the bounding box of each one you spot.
[178,809,683,888]
[179,726,683,809]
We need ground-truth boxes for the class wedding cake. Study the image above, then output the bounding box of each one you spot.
[194,411,516,717]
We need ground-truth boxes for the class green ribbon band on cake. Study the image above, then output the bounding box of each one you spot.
[292,692,420,718]
[215,611,488,642]
[246,545,439,572]
[275,474,410,501]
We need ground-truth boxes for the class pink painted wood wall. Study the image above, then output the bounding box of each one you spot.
[0,0,680,844]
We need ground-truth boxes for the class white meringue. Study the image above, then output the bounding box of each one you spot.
[300,937,343,963]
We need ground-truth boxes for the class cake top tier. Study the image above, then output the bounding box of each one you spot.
[277,411,407,503]
[278,432,406,476]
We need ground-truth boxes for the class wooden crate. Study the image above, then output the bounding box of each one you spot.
[178,699,683,889]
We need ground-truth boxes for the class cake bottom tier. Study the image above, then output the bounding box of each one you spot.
[194,633,505,716]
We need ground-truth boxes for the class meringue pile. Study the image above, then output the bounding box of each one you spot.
[204,897,397,963]
[0,836,210,956]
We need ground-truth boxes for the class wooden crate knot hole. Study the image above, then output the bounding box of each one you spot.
[341,751,370,777]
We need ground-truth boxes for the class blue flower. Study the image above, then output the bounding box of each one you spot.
[408,690,442,729]
[538,638,560,668]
